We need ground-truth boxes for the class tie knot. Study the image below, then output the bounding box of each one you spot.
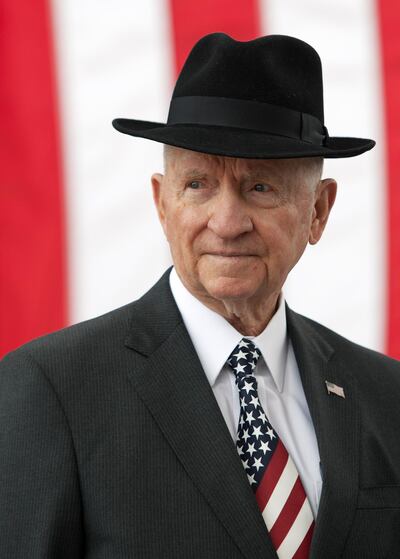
[227,338,261,379]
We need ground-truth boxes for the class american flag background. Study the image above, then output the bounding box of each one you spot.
[1,0,399,359]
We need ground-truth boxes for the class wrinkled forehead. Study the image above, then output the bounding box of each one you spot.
[164,146,314,181]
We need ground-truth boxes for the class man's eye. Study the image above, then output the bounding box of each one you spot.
[187,181,203,189]
[254,183,271,192]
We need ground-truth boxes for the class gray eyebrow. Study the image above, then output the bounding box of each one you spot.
[180,168,208,177]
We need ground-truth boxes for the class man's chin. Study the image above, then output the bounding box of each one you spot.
[201,275,263,302]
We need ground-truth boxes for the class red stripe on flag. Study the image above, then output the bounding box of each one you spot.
[376,0,400,358]
[268,477,307,549]
[168,0,261,75]
[255,439,288,512]
[0,0,67,357]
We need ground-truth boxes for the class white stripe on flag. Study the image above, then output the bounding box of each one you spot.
[51,0,173,324]
[262,454,298,529]
[276,499,314,559]
[260,0,386,352]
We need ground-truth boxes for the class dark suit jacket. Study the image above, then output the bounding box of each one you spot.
[1,267,400,558]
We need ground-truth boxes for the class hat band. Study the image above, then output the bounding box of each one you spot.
[167,96,327,145]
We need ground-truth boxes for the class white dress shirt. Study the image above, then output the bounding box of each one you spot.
[169,266,322,518]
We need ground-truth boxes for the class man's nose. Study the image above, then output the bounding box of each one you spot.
[207,189,253,239]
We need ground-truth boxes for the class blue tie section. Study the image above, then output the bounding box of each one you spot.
[227,338,280,490]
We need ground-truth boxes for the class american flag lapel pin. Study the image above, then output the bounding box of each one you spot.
[325,380,345,399]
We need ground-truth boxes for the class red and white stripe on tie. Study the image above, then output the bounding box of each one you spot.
[228,340,314,559]
[256,439,315,559]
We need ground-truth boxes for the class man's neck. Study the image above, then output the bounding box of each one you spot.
[202,293,281,337]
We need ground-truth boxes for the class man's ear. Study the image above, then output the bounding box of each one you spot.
[309,178,337,245]
[151,173,167,235]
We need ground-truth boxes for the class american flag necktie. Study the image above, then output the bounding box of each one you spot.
[227,338,315,559]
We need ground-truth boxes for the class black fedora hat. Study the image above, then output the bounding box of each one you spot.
[112,33,375,159]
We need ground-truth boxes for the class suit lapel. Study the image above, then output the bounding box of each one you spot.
[286,306,360,559]
[125,269,278,559]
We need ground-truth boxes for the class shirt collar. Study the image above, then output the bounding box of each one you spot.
[169,267,288,393]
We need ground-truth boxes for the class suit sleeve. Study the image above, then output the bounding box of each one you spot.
[0,349,84,558]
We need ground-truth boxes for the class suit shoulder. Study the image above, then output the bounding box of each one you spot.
[289,308,400,373]
[1,268,174,385]
[1,300,137,369]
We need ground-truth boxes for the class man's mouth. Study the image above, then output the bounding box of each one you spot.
[206,252,256,257]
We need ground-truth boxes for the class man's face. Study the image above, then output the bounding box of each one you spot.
[152,147,336,310]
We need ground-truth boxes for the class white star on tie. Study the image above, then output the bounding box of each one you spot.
[239,416,245,429]
[247,472,257,485]
[266,426,276,440]
[238,339,249,348]
[258,411,267,423]
[247,442,257,456]
[233,349,247,360]
[252,425,262,440]
[259,440,271,454]
[241,458,250,469]
[249,395,259,407]
[240,396,247,407]
[235,363,246,374]
[245,410,256,424]
[253,456,263,471]
[242,428,250,442]
[237,444,245,456]
[243,380,254,394]
[252,350,259,359]
[250,361,256,370]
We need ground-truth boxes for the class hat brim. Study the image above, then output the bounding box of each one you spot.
[112,118,375,159]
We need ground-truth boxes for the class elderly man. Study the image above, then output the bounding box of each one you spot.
[1,33,400,559]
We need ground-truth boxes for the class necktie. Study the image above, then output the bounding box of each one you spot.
[227,338,315,559]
